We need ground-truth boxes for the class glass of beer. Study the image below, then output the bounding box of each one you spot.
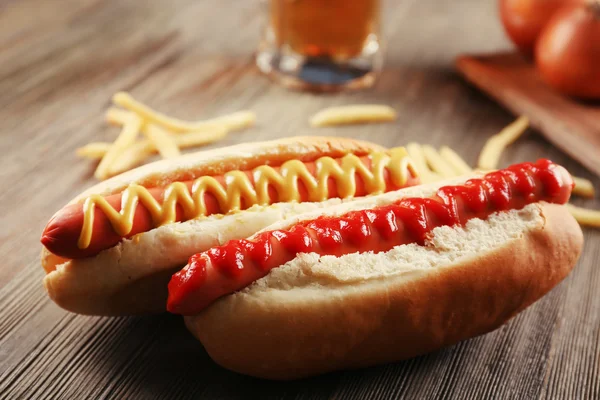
[256,0,383,91]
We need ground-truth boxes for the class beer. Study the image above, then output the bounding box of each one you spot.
[256,0,383,91]
[270,0,380,59]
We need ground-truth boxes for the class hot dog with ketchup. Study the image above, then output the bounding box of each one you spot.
[40,137,420,316]
[168,159,583,380]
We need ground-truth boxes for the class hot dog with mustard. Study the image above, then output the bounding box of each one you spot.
[41,136,420,315]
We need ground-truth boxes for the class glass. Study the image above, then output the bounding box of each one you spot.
[256,0,384,91]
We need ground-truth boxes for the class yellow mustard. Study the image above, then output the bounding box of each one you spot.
[78,147,417,249]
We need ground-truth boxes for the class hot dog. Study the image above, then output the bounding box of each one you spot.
[41,137,420,316]
[42,155,410,259]
[169,159,583,380]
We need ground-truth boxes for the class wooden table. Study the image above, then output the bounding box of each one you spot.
[1,1,598,399]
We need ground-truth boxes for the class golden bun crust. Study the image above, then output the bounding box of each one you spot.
[41,136,385,315]
[69,136,385,203]
[184,203,583,380]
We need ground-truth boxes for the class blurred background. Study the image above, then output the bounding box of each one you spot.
[0,0,518,158]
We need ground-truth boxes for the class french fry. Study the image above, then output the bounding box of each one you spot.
[173,127,228,147]
[108,106,181,160]
[143,124,181,159]
[572,176,595,198]
[105,107,131,126]
[422,145,457,179]
[107,143,155,177]
[566,204,600,227]
[76,143,111,159]
[105,127,229,177]
[112,92,255,133]
[77,125,228,161]
[205,111,257,132]
[477,116,529,170]
[309,105,397,127]
[94,114,142,180]
[406,143,441,183]
[440,146,472,175]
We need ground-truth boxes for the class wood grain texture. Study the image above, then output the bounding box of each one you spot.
[456,53,600,177]
[1,1,599,399]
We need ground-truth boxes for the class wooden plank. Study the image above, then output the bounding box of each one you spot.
[0,0,599,399]
[456,52,600,176]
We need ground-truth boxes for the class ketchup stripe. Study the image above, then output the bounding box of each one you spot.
[167,159,572,315]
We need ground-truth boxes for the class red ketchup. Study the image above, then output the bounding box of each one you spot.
[167,159,573,315]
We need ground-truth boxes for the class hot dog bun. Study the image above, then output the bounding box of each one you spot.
[41,136,386,316]
[184,202,583,380]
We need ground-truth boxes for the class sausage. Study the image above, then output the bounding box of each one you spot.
[41,155,418,259]
[166,160,574,315]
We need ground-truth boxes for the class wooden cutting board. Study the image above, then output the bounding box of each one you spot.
[456,52,600,176]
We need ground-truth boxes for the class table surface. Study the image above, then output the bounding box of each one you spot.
[1,1,599,399]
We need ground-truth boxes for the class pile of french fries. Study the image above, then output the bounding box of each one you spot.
[76,92,256,180]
